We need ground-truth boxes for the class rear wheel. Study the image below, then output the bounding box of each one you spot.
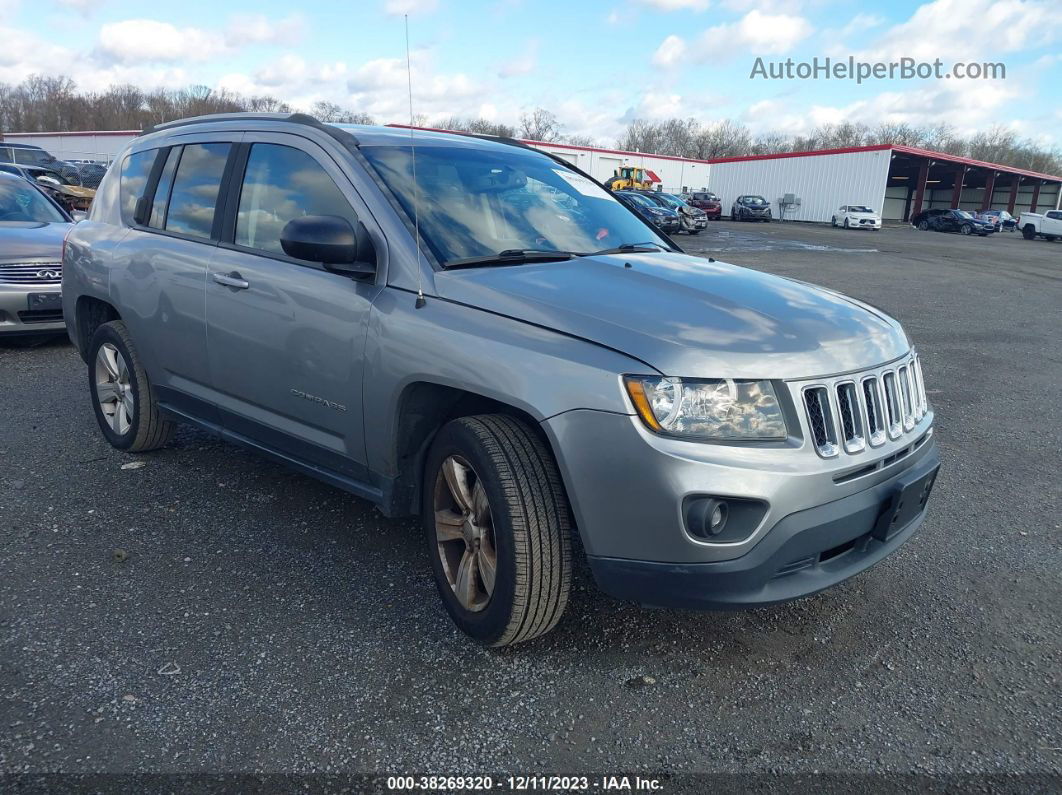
[1022,224,1036,240]
[423,415,572,646]
[88,321,175,452]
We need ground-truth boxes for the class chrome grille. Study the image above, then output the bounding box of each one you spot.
[0,262,62,284]
[800,354,929,458]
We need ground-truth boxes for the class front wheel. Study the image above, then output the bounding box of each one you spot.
[843,218,850,229]
[960,224,972,235]
[88,320,175,452]
[423,415,572,646]
[917,220,930,231]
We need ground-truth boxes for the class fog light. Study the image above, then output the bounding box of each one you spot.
[689,498,728,538]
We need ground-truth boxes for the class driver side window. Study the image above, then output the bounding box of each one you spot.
[235,143,358,258]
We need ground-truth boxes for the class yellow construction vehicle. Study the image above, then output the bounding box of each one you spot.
[605,166,658,191]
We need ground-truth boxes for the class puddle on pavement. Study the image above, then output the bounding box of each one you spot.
[688,229,878,254]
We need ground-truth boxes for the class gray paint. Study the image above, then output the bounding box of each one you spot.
[63,117,933,572]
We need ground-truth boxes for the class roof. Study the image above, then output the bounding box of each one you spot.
[705,144,1062,182]
[2,130,137,138]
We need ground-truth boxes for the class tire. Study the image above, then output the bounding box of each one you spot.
[843,218,850,229]
[730,211,737,221]
[687,230,700,235]
[960,224,972,235]
[1022,225,1036,240]
[917,220,929,231]
[422,415,572,647]
[831,216,837,227]
[1046,235,1057,242]
[88,320,175,452]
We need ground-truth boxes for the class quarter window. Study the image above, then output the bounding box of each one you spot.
[235,143,357,257]
[119,149,159,225]
[165,143,230,239]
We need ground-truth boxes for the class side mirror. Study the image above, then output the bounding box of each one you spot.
[280,215,376,276]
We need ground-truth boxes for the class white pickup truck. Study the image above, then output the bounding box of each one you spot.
[1018,209,1062,240]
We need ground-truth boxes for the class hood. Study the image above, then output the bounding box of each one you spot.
[0,221,70,261]
[435,253,909,379]
[848,211,879,218]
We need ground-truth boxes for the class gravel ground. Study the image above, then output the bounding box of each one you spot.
[1,222,1059,785]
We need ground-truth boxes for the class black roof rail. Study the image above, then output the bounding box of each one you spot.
[139,112,359,145]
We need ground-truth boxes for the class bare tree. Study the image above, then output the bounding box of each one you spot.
[519,108,561,142]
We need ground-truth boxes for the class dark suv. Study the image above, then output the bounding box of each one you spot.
[731,195,772,222]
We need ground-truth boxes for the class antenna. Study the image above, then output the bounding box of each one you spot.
[405,15,426,309]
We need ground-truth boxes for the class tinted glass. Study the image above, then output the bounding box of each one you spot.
[361,144,668,264]
[149,148,181,228]
[235,144,357,256]
[0,179,67,224]
[119,149,158,224]
[165,143,230,239]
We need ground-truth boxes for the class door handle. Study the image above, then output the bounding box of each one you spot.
[213,271,250,290]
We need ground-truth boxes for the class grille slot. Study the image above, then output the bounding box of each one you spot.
[0,262,62,284]
[800,356,930,459]
[898,366,916,431]
[803,386,838,457]
[881,371,903,439]
[835,382,865,453]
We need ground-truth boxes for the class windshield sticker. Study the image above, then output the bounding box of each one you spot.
[553,169,617,201]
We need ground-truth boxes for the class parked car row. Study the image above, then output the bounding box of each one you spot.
[613,190,707,235]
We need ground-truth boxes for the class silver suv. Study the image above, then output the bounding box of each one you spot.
[63,113,939,646]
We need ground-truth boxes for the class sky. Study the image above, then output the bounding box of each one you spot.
[1,0,1059,146]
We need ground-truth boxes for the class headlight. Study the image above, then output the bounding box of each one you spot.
[624,376,788,440]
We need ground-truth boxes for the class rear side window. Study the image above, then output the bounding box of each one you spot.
[148,148,181,228]
[164,143,230,239]
[234,143,357,257]
[119,149,159,224]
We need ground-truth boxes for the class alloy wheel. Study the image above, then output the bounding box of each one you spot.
[434,455,497,612]
[95,342,134,435]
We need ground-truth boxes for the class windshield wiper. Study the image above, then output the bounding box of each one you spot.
[443,249,577,270]
[580,242,668,257]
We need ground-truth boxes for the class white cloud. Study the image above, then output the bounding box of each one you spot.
[638,0,710,11]
[651,34,687,67]
[98,20,226,62]
[96,14,307,64]
[858,0,1061,62]
[700,10,813,58]
[498,38,539,78]
[384,0,439,15]
[831,13,886,39]
[225,14,306,47]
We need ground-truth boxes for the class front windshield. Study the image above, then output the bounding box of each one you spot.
[743,196,767,205]
[654,193,685,209]
[360,144,668,264]
[849,205,873,213]
[0,180,66,223]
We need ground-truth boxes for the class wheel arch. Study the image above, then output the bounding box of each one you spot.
[74,296,121,363]
[383,381,561,519]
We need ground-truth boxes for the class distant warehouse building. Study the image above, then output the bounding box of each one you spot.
[7,127,1059,223]
[706,145,1062,223]
[3,125,716,194]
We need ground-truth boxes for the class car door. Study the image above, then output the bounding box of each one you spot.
[204,133,384,481]
[109,137,236,419]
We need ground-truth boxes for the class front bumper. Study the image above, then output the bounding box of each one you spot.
[0,283,65,336]
[588,444,939,609]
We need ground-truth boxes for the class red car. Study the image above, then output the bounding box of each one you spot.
[682,191,722,220]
